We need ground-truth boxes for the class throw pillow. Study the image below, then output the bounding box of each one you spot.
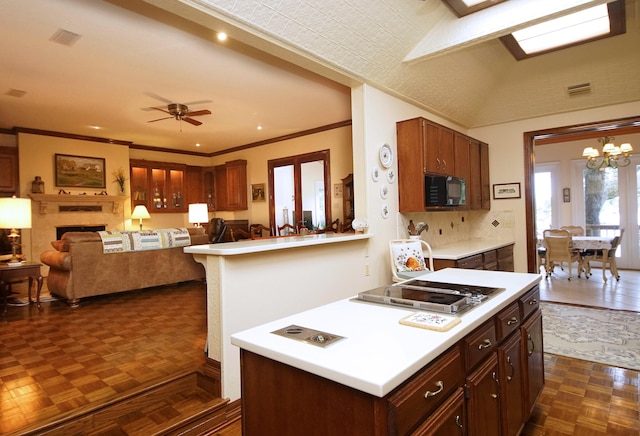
[392,241,427,272]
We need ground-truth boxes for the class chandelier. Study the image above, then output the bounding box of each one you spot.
[582,136,633,170]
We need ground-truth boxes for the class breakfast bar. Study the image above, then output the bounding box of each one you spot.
[184,232,373,401]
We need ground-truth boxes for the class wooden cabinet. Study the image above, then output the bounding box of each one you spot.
[130,159,186,213]
[434,244,514,272]
[239,284,543,436]
[0,147,19,196]
[185,165,205,206]
[211,160,247,211]
[342,174,354,223]
[396,117,489,212]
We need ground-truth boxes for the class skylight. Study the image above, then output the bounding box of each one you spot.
[513,5,610,54]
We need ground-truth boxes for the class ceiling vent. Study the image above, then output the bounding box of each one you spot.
[5,89,27,98]
[567,83,591,96]
[49,28,81,46]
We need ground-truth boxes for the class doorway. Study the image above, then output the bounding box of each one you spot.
[268,150,331,234]
[524,115,640,273]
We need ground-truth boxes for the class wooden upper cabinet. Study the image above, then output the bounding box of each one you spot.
[425,120,455,175]
[130,159,187,213]
[213,159,247,211]
[397,116,489,212]
[0,147,19,196]
[185,165,205,206]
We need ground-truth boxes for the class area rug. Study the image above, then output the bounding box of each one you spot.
[541,302,640,371]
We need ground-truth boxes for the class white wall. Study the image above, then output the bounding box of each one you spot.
[469,100,640,271]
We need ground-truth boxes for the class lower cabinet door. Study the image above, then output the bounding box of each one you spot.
[466,353,500,436]
[522,310,544,417]
[499,333,524,436]
[412,387,466,435]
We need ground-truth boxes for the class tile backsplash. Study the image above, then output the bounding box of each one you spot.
[398,210,515,247]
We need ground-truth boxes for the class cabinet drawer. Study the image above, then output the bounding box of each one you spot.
[464,320,497,371]
[483,249,497,263]
[496,302,521,340]
[497,245,514,259]
[457,254,483,269]
[519,286,540,321]
[387,346,463,436]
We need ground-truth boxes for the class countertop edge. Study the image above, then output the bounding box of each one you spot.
[184,232,373,255]
[430,239,515,260]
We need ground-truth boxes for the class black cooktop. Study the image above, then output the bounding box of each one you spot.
[399,279,504,297]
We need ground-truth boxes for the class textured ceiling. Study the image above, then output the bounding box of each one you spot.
[1,0,638,155]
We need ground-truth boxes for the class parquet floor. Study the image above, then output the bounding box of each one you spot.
[1,269,638,435]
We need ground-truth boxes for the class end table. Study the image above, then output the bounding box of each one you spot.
[0,262,44,313]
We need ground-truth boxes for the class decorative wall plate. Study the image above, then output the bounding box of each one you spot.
[379,143,393,169]
[386,168,396,184]
[371,166,380,182]
[380,184,389,199]
[381,203,390,219]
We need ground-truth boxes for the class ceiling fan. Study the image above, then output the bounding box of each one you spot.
[147,103,212,126]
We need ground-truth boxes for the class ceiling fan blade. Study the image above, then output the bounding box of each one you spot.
[183,117,203,126]
[147,116,173,123]
[144,92,173,104]
[183,99,213,106]
[149,107,172,115]
[186,109,211,117]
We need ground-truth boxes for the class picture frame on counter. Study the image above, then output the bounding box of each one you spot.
[493,182,521,199]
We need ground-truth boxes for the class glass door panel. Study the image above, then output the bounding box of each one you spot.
[301,160,325,230]
[273,165,295,234]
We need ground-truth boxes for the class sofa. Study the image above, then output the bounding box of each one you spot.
[40,227,209,308]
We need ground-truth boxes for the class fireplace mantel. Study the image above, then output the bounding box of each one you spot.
[29,194,125,214]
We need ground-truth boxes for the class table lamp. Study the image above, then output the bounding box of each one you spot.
[0,196,32,266]
[131,205,150,231]
[188,203,208,227]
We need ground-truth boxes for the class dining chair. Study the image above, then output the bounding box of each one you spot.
[250,224,272,238]
[389,239,434,283]
[277,223,298,236]
[581,229,624,281]
[543,229,582,280]
[560,225,585,236]
[230,228,251,242]
[208,218,227,243]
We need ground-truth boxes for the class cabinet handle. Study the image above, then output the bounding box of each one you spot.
[478,338,492,350]
[506,356,514,382]
[455,415,463,430]
[527,333,535,356]
[507,317,519,326]
[424,380,444,398]
[491,371,499,399]
[528,299,538,306]
[441,159,447,170]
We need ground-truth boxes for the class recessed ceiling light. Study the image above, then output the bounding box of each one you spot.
[195,143,201,147]
[89,125,101,130]
[217,32,227,42]
[257,125,263,130]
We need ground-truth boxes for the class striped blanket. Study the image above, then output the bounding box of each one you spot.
[98,228,191,253]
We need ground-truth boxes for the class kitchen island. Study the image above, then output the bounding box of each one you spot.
[232,268,542,435]
[184,232,373,401]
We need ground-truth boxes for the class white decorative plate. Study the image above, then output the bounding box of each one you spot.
[386,168,396,184]
[380,184,389,199]
[371,166,380,182]
[381,203,390,219]
[379,143,393,169]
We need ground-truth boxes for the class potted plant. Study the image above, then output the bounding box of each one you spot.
[112,167,128,195]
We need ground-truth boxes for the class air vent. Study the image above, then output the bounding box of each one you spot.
[50,28,81,46]
[5,89,27,98]
[567,83,591,96]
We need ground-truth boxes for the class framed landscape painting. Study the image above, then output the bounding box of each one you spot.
[55,154,106,188]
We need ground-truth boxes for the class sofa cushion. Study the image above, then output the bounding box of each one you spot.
[98,228,192,253]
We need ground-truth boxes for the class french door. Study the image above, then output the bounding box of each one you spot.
[571,157,640,269]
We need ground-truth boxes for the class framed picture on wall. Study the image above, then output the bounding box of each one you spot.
[55,154,106,188]
[251,183,266,202]
[493,182,521,199]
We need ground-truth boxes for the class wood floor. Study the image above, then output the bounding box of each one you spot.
[1,269,638,435]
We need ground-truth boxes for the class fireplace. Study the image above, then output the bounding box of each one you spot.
[56,225,106,240]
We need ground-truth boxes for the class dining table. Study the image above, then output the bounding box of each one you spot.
[571,235,614,282]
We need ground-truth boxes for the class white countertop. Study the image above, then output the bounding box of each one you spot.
[231,268,541,398]
[184,232,373,256]
[430,239,515,260]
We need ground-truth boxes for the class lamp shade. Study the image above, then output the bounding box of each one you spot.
[131,205,150,220]
[188,203,208,225]
[0,197,32,229]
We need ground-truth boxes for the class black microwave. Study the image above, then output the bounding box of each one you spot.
[425,175,466,207]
